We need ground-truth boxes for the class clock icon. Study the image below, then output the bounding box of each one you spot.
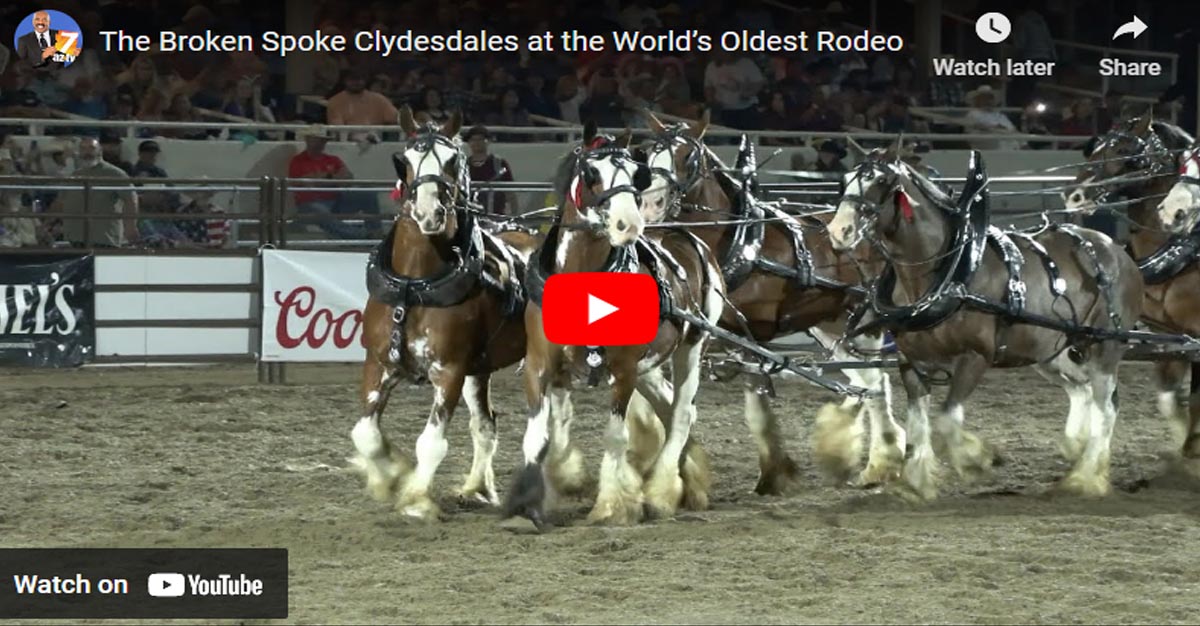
[976,12,1012,44]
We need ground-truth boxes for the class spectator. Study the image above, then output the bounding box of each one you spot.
[162,92,210,140]
[463,125,517,216]
[867,95,915,134]
[116,54,164,107]
[1096,91,1126,133]
[655,60,692,117]
[49,137,139,248]
[326,69,399,141]
[415,87,450,125]
[222,77,276,122]
[964,85,1021,150]
[287,125,379,239]
[109,93,136,122]
[130,140,192,247]
[760,90,798,145]
[554,73,587,123]
[0,148,43,248]
[579,70,626,128]
[704,51,765,130]
[521,73,559,120]
[1061,100,1097,137]
[176,187,232,248]
[486,88,532,136]
[99,134,134,175]
[814,140,848,174]
[618,1,661,30]
[63,77,108,121]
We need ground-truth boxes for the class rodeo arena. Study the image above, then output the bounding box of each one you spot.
[5,0,1200,623]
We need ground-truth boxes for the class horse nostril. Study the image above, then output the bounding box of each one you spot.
[616,219,628,231]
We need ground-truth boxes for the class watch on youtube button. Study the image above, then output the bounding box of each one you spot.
[542,273,659,346]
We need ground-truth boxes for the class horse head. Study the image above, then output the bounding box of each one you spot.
[565,120,650,247]
[395,105,464,235]
[638,108,709,223]
[1063,114,1160,213]
[1157,142,1200,234]
[829,137,931,251]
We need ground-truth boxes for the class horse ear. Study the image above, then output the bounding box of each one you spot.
[616,127,633,148]
[691,107,710,139]
[846,136,869,163]
[643,108,666,134]
[886,133,905,160]
[583,120,598,145]
[1132,112,1153,136]
[399,105,417,136]
[440,109,462,138]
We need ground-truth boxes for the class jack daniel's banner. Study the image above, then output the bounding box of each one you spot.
[0,255,94,367]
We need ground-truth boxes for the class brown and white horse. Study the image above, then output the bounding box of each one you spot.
[830,145,1144,499]
[350,107,537,520]
[635,111,905,491]
[1066,115,1200,468]
[503,124,726,529]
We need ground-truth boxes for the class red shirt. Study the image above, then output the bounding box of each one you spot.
[288,151,345,204]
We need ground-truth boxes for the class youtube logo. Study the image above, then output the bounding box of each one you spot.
[543,273,660,346]
[147,572,185,598]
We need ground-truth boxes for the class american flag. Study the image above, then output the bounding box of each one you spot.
[205,211,231,248]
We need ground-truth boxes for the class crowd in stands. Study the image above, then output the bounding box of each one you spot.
[0,0,1186,147]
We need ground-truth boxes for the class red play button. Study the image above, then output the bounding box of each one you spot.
[542,273,660,346]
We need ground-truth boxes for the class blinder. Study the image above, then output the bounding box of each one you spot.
[392,125,467,204]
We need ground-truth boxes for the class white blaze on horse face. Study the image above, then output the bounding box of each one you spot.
[830,171,866,251]
[1063,175,1099,213]
[640,142,678,223]
[591,157,645,247]
[1159,153,1200,233]
[405,141,458,235]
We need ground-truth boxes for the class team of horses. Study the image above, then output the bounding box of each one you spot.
[348,104,1200,528]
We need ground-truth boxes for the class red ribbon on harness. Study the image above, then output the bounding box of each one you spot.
[570,176,583,207]
[588,137,609,149]
[390,180,405,202]
[895,190,914,223]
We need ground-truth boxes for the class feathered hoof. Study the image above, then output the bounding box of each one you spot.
[811,403,863,484]
[547,445,589,497]
[348,449,410,502]
[949,432,998,481]
[1056,471,1111,498]
[587,494,644,526]
[1058,437,1085,464]
[680,441,712,511]
[854,458,902,488]
[642,470,683,520]
[894,453,939,503]
[396,490,443,521]
[457,482,499,507]
[753,455,801,496]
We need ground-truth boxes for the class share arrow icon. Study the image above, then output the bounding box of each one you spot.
[1112,16,1148,41]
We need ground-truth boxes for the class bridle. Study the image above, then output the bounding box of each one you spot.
[1079,125,1174,204]
[569,136,650,230]
[392,124,469,209]
[643,124,706,215]
[1178,145,1200,187]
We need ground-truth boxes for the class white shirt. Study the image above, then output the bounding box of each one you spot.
[965,109,1022,150]
[704,58,765,111]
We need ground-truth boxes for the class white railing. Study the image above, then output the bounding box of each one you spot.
[0,117,1101,148]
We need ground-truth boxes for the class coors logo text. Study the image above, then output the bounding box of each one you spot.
[0,284,78,335]
[274,286,364,349]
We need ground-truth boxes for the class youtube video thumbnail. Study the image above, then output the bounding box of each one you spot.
[1,0,1199,623]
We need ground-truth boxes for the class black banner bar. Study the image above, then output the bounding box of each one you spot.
[0,254,95,367]
[0,548,287,619]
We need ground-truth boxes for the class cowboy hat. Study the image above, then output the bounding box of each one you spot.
[965,84,1000,105]
[298,125,333,140]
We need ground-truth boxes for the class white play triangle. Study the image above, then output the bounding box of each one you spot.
[587,294,619,325]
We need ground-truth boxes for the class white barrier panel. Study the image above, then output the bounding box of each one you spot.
[261,249,369,362]
[93,255,257,357]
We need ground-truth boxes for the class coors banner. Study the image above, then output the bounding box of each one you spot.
[0,255,95,367]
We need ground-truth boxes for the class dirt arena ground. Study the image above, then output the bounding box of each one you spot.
[2,361,1199,625]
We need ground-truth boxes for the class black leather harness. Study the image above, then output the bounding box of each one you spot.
[845,151,1127,355]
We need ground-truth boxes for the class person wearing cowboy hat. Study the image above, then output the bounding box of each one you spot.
[815,139,848,173]
[287,125,381,239]
[964,85,1021,150]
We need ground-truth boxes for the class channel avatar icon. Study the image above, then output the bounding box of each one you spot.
[14,9,82,70]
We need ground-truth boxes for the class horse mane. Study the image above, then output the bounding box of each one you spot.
[551,146,582,204]
[1151,120,1196,151]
